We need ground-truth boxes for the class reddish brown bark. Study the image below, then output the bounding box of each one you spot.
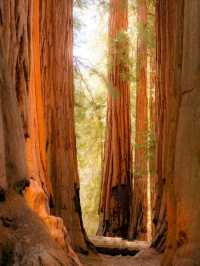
[98,0,132,238]
[40,0,90,253]
[154,1,200,265]
[129,0,148,241]
[25,0,53,216]
[151,0,167,253]
[0,1,29,188]
[0,1,81,265]
[25,4,82,262]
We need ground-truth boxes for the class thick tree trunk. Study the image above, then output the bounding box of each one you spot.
[98,0,132,238]
[0,1,81,265]
[40,0,90,253]
[129,0,148,241]
[171,3,200,263]
[155,1,200,265]
[25,3,82,261]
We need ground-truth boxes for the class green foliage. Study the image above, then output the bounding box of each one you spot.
[74,0,156,235]
[74,60,106,235]
[75,86,106,235]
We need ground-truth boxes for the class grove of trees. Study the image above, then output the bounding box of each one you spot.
[0,0,200,265]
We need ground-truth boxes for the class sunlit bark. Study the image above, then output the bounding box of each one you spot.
[98,0,132,238]
[25,0,53,217]
[0,1,80,264]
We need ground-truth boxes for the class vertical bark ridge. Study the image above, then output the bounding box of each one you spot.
[0,1,81,264]
[151,0,167,253]
[40,0,90,253]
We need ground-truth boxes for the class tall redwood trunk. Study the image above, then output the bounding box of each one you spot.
[0,1,80,265]
[40,0,90,253]
[98,0,132,238]
[155,1,200,265]
[129,0,148,241]
[25,3,82,262]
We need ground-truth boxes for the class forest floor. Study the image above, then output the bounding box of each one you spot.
[79,237,162,266]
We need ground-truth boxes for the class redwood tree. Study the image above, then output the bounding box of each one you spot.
[154,0,200,265]
[98,0,132,238]
[129,0,148,241]
[0,1,80,264]
[40,0,90,253]
[151,0,167,252]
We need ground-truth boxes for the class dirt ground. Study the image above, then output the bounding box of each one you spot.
[79,237,162,266]
[80,248,162,266]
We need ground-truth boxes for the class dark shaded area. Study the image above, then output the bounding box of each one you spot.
[98,184,131,238]
[13,179,30,195]
[95,246,139,256]
[74,186,96,254]
[0,188,6,202]
[0,241,14,266]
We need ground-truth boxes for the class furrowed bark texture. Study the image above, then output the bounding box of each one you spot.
[40,0,89,253]
[0,1,81,265]
[25,0,53,218]
[98,0,132,238]
[129,0,148,241]
[151,0,167,253]
[25,3,82,263]
[155,1,200,265]
[0,1,28,188]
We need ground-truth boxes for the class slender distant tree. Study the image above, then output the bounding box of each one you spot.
[40,0,91,253]
[147,4,157,241]
[149,46,156,239]
[98,0,132,238]
[129,0,148,241]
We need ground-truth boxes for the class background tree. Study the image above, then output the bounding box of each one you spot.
[146,0,157,240]
[129,0,148,241]
[98,0,132,238]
